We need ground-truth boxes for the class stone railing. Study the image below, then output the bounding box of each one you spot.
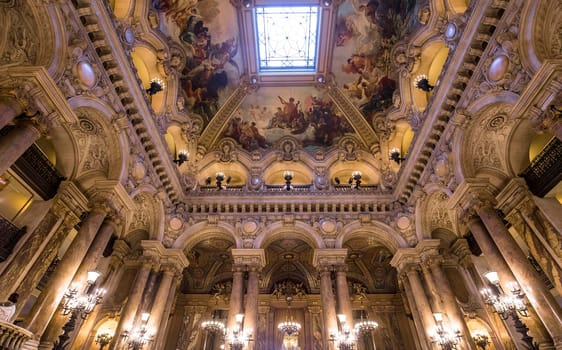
[0,321,33,350]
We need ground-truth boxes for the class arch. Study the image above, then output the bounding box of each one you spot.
[255,221,325,250]
[131,46,166,113]
[518,1,542,74]
[338,221,408,253]
[411,40,449,110]
[172,221,239,251]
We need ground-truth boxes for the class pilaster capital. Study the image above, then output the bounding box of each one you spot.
[389,248,420,274]
[450,239,472,264]
[231,248,266,270]
[87,180,135,226]
[495,178,533,215]
[447,178,497,218]
[312,248,348,269]
[140,240,190,273]
[111,239,130,260]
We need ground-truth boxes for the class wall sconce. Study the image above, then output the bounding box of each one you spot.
[389,148,405,164]
[284,171,294,191]
[122,312,153,350]
[173,150,189,166]
[55,271,105,350]
[213,172,231,190]
[228,314,252,350]
[95,332,113,350]
[146,78,165,96]
[348,171,361,189]
[414,74,434,92]
[330,314,356,350]
[472,332,490,350]
[480,272,537,349]
[430,313,461,350]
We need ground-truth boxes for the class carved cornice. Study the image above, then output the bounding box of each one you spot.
[312,248,347,268]
[395,0,511,204]
[0,66,77,125]
[510,59,562,131]
[68,0,183,204]
[140,240,189,273]
[231,248,266,269]
[87,180,135,225]
[495,177,531,215]
[446,178,497,215]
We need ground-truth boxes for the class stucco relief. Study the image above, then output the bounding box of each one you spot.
[427,191,454,233]
[0,1,39,66]
[533,0,562,60]
[73,115,110,176]
[130,194,151,232]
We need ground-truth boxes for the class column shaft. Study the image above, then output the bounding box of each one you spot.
[0,97,23,130]
[0,120,42,175]
[319,270,338,350]
[24,206,107,337]
[226,269,245,332]
[401,277,430,350]
[148,269,175,334]
[109,261,153,350]
[476,205,562,342]
[335,270,353,328]
[429,260,475,350]
[244,269,260,347]
[406,268,436,341]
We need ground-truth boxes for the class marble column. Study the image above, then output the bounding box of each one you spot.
[0,181,87,301]
[147,244,189,348]
[152,281,178,350]
[335,265,353,329]
[0,117,44,175]
[24,203,108,337]
[450,239,509,350]
[109,258,154,350]
[244,267,260,347]
[313,249,347,350]
[319,268,338,350]
[400,277,430,350]
[475,203,562,343]
[466,217,554,348]
[73,240,130,350]
[226,266,245,333]
[0,97,23,130]
[427,256,475,350]
[405,266,436,339]
[39,221,115,346]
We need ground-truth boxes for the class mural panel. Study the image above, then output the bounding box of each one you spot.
[153,0,242,124]
[223,87,353,151]
[332,0,423,119]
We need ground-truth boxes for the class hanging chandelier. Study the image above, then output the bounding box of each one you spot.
[278,320,301,336]
[201,319,226,334]
[277,295,302,336]
[354,309,378,334]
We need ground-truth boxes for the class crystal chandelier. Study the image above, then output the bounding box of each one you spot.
[228,314,251,350]
[430,313,461,350]
[202,319,226,334]
[354,310,378,335]
[278,320,301,336]
[330,314,356,350]
[480,271,528,320]
[278,295,302,336]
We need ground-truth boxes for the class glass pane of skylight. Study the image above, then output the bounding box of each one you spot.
[255,6,319,72]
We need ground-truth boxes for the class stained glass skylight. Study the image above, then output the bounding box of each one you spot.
[255,6,319,72]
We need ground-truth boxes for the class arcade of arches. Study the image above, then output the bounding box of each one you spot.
[0,0,561,350]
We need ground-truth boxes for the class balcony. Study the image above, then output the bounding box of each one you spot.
[521,137,562,197]
[0,216,26,262]
[0,321,33,350]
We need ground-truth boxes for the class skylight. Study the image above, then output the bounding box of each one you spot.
[255,6,319,73]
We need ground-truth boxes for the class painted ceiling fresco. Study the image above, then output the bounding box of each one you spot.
[154,0,422,151]
[223,87,352,151]
[332,0,421,116]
